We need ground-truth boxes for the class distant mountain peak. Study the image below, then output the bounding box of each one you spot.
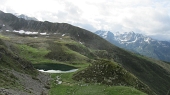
[13,13,38,21]
[95,30,170,62]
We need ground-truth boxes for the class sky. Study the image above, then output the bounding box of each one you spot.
[0,0,170,40]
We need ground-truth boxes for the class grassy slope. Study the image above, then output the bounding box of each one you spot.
[45,40,88,63]
[16,44,50,63]
[50,72,147,95]
[11,36,89,64]
[1,34,150,95]
[73,59,154,95]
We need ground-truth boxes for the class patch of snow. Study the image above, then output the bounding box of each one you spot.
[119,39,128,42]
[13,30,38,35]
[144,37,150,43]
[62,34,65,36]
[19,30,25,34]
[38,69,78,73]
[131,37,138,43]
[13,30,25,34]
[102,31,108,38]
[6,30,9,32]
[40,32,47,35]
[24,31,31,34]
[32,32,38,34]
[79,41,83,44]
[121,37,138,44]
[3,24,5,27]
[34,37,38,38]
[58,81,62,84]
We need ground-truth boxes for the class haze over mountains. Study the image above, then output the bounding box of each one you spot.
[13,13,38,21]
[0,10,170,95]
[95,30,170,62]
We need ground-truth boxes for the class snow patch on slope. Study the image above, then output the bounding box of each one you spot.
[13,30,38,35]
[40,32,47,35]
[144,38,150,43]
[102,31,108,38]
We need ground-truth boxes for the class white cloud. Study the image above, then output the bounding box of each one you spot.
[0,0,170,40]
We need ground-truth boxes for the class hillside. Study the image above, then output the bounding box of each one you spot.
[73,59,154,95]
[0,38,50,95]
[0,11,170,95]
[0,30,149,95]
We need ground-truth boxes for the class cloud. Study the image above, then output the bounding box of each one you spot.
[0,0,7,4]
[121,5,170,36]
[0,0,170,40]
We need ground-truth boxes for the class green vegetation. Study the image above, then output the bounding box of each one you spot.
[16,44,50,63]
[50,72,147,95]
[46,40,89,63]
[0,69,19,89]
[0,43,36,74]
[9,35,151,95]
[73,59,154,95]
[0,34,10,40]
[0,12,170,95]
[0,34,159,95]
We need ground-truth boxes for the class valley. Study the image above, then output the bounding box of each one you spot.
[0,31,149,95]
[0,11,170,95]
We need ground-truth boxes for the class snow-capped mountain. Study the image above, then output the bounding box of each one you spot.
[95,30,170,62]
[13,13,38,21]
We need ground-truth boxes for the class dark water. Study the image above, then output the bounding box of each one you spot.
[33,63,77,71]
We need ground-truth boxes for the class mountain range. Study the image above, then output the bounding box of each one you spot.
[95,30,170,62]
[0,10,170,95]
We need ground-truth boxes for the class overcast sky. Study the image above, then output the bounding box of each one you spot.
[0,0,170,40]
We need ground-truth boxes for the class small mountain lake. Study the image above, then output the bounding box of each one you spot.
[33,63,78,73]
